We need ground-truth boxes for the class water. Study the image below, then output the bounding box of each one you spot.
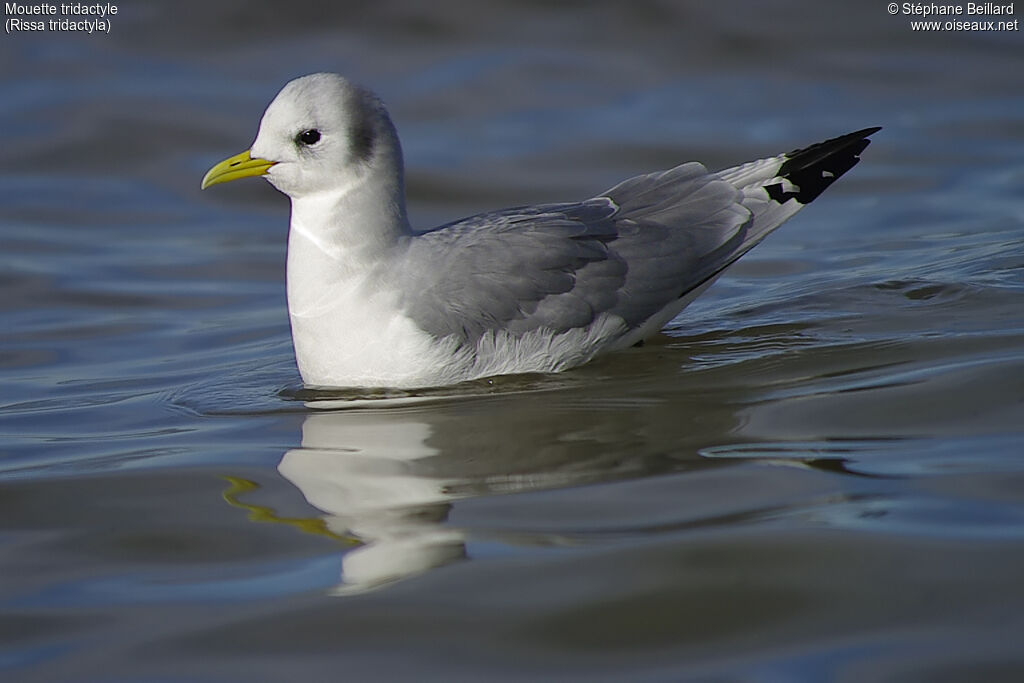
[3,1,1024,679]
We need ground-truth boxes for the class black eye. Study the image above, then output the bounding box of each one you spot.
[296,129,321,145]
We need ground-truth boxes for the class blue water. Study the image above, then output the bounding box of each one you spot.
[3,1,1024,680]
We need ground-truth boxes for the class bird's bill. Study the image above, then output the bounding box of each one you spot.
[201,150,276,189]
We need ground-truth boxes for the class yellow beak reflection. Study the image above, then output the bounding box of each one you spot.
[201,150,276,189]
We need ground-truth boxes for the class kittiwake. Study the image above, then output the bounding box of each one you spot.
[202,73,878,389]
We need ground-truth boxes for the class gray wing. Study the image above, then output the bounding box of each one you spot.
[394,162,752,343]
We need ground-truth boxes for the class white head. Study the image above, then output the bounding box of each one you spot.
[202,73,405,201]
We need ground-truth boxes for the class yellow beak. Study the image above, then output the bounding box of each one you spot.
[201,150,276,189]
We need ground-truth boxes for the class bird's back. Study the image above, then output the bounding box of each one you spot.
[395,128,878,361]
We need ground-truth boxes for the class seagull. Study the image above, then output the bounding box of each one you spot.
[202,73,878,389]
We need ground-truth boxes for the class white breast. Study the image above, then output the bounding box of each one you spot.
[289,287,447,388]
[286,215,453,388]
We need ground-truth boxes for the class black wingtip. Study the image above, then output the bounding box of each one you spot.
[765,126,881,205]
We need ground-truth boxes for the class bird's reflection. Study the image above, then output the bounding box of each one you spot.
[278,411,467,594]
[274,387,699,594]
[247,329,926,594]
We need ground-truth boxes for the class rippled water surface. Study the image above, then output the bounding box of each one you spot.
[3,1,1023,680]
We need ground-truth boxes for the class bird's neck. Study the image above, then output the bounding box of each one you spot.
[286,165,411,320]
[290,163,411,253]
